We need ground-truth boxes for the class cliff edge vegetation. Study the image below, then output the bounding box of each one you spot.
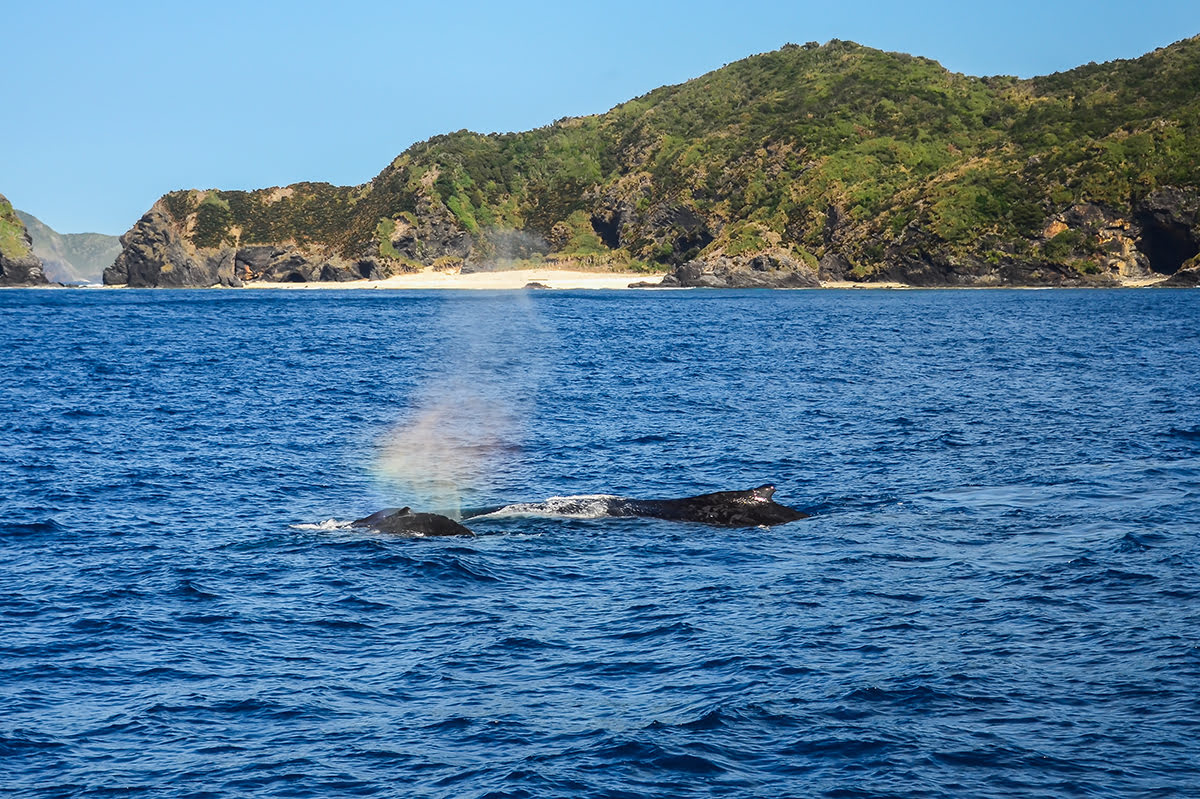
[107,37,1200,287]
[0,194,48,286]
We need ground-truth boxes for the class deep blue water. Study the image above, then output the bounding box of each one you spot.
[2,287,1199,798]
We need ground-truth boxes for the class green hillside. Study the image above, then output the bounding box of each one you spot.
[0,193,48,286]
[111,36,1200,286]
[0,195,33,261]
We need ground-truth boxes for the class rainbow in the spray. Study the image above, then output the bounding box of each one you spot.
[372,286,550,516]
[374,380,520,518]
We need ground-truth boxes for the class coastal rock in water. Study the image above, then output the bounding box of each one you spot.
[660,251,820,288]
[1160,260,1200,286]
[0,194,49,286]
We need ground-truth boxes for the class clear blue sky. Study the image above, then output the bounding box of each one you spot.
[5,0,1199,235]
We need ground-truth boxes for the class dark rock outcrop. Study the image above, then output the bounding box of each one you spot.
[1153,190,1200,285]
[103,205,240,287]
[103,199,388,287]
[1135,188,1200,277]
[232,245,385,283]
[875,227,1108,287]
[1161,264,1200,286]
[817,252,851,282]
[0,194,49,286]
[383,193,473,265]
[659,251,820,288]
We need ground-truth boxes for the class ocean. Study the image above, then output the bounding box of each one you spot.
[2,287,1198,798]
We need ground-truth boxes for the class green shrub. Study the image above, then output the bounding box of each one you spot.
[193,193,233,248]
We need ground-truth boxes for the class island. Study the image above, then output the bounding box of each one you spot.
[103,37,1200,289]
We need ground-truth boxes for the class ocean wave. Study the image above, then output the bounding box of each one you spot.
[6,289,1200,797]
[290,519,355,530]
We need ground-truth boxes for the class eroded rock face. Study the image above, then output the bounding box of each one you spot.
[878,246,1101,287]
[0,242,47,286]
[1161,265,1200,286]
[817,252,851,282]
[659,251,820,288]
[103,205,238,287]
[385,194,472,265]
[0,193,48,286]
[232,246,385,283]
[1135,188,1200,276]
[103,201,388,286]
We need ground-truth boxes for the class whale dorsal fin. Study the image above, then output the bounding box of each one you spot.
[398,506,411,515]
[752,484,776,500]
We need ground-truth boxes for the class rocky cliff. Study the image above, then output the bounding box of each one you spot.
[103,194,391,287]
[0,194,48,286]
[109,36,1200,287]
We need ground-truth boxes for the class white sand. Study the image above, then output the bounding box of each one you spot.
[34,269,1179,291]
[819,280,909,289]
[243,267,667,290]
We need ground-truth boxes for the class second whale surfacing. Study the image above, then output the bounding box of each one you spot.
[351,507,475,537]
[468,484,809,528]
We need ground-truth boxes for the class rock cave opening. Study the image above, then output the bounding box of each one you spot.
[590,214,621,249]
[1137,215,1199,275]
[674,229,714,263]
[283,272,306,283]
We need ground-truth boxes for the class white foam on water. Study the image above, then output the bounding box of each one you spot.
[290,519,355,531]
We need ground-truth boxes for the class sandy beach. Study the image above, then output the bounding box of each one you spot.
[30,269,1179,291]
[237,271,1171,291]
[242,267,667,291]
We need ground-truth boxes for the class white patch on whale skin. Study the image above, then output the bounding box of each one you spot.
[476,495,621,520]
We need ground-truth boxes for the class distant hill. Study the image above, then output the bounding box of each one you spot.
[107,36,1200,287]
[16,211,120,284]
[0,194,48,286]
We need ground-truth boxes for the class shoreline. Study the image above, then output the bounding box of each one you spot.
[7,268,1180,291]
[244,267,668,291]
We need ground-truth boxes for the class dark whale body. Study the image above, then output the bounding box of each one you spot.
[469,484,808,528]
[351,485,808,537]
[351,507,474,537]
[605,484,809,527]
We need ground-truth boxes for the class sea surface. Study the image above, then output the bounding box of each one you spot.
[2,287,1199,798]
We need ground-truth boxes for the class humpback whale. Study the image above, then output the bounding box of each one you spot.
[467,484,808,528]
[351,507,475,537]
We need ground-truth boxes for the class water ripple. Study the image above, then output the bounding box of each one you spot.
[2,289,1199,797]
